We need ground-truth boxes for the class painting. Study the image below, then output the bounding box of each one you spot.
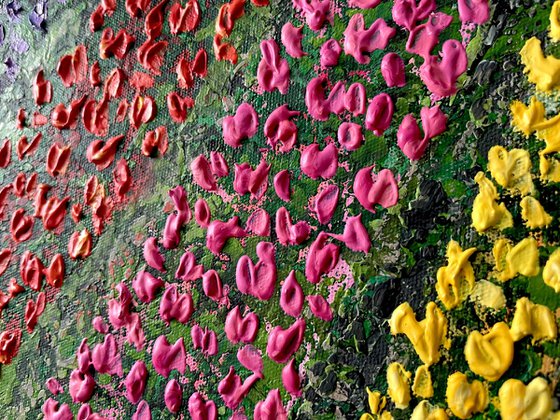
[0,0,558,418]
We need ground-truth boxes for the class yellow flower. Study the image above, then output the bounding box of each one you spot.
[359,388,391,420]
[389,302,447,365]
[487,146,533,196]
[471,172,513,233]
[539,152,560,183]
[470,280,506,310]
[446,372,488,419]
[543,248,560,292]
[499,377,553,420]
[520,196,553,228]
[510,96,545,136]
[510,297,558,343]
[520,37,560,91]
[412,365,433,399]
[386,362,411,409]
[366,387,385,415]
[535,113,560,154]
[436,240,476,309]
[493,237,540,282]
[551,0,560,41]
[464,322,514,381]
[411,401,449,420]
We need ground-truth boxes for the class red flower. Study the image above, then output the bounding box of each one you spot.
[144,0,168,39]
[89,5,104,32]
[0,185,12,219]
[168,0,200,34]
[89,61,102,86]
[71,204,82,223]
[46,142,71,177]
[12,172,26,198]
[25,173,37,198]
[115,99,129,123]
[137,39,168,75]
[68,229,93,260]
[0,138,11,169]
[32,69,53,106]
[142,126,168,157]
[41,196,70,231]
[83,175,101,206]
[213,35,238,65]
[86,135,124,171]
[176,57,193,89]
[113,158,132,198]
[10,208,34,243]
[56,45,88,88]
[0,249,11,277]
[20,251,44,291]
[50,95,86,130]
[129,95,156,129]
[82,98,109,137]
[0,328,22,365]
[16,108,25,129]
[24,292,46,333]
[44,254,65,288]
[125,0,150,17]
[166,92,192,123]
[8,278,24,298]
[216,0,245,37]
[17,133,42,160]
[103,68,127,99]
[99,28,135,60]
[33,184,51,218]
[192,48,208,78]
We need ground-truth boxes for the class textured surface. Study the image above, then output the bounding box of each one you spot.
[0,0,558,419]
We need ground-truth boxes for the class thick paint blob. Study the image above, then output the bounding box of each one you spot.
[236,241,277,300]
[223,103,259,147]
[266,318,306,363]
[300,143,338,180]
[381,52,406,87]
[320,39,342,67]
[280,271,304,318]
[224,306,259,344]
[281,22,305,58]
[343,14,396,64]
[353,166,399,212]
[151,335,186,377]
[305,232,340,284]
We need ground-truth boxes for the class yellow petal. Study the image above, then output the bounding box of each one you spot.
[510,97,545,136]
[472,172,513,233]
[464,322,514,382]
[470,280,506,310]
[446,372,488,419]
[412,365,434,399]
[520,196,553,228]
[543,248,560,293]
[487,146,533,196]
[493,237,540,282]
[499,377,553,420]
[510,297,558,343]
[386,362,411,409]
[520,37,560,91]
[436,240,477,309]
